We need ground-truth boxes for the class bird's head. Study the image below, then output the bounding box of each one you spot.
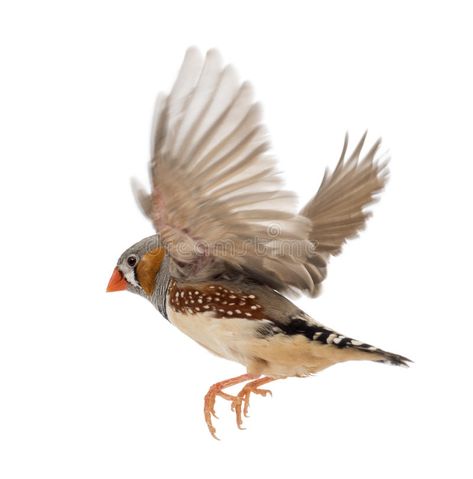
[106,235,166,296]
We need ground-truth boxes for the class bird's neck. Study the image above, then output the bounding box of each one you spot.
[149,254,172,320]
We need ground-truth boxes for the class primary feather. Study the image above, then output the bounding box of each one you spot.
[299,132,389,290]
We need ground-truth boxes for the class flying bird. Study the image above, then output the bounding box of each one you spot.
[106,48,411,438]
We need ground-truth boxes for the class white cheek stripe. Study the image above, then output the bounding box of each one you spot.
[121,267,139,287]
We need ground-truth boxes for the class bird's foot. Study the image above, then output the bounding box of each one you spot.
[231,377,274,429]
[204,373,257,439]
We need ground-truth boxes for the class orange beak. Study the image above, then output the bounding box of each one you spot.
[106,267,127,292]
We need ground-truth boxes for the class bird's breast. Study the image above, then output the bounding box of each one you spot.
[165,280,271,366]
[166,297,261,365]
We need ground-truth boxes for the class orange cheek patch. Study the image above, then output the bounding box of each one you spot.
[136,247,166,295]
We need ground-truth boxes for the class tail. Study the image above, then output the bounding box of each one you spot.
[277,314,412,367]
[315,327,412,367]
[351,340,412,367]
[316,325,412,367]
[373,349,413,367]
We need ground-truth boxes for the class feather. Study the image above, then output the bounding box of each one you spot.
[134,49,389,298]
[300,133,389,261]
[137,48,320,295]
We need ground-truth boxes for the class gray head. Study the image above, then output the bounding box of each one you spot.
[106,235,166,296]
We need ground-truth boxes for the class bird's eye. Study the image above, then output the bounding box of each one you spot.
[127,256,137,267]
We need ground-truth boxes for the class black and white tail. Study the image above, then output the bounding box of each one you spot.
[369,348,412,367]
[278,315,412,367]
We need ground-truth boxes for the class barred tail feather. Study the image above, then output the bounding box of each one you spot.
[271,314,412,368]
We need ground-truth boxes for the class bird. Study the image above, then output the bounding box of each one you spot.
[106,47,411,439]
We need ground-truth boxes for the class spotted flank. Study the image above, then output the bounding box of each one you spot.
[168,280,265,319]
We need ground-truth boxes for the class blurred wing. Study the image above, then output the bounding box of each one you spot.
[300,132,389,285]
[134,48,320,295]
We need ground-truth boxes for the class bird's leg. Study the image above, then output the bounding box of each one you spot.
[204,373,258,439]
[231,377,276,429]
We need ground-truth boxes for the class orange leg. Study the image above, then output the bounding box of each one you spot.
[231,377,276,429]
[204,373,258,439]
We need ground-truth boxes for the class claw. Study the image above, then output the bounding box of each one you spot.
[203,373,256,439]
[203,375,276,438]
[232,377,275,428]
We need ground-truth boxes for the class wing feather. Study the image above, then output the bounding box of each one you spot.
[134,49,389,298]
[300,133,389,275]
[138,48,319,295]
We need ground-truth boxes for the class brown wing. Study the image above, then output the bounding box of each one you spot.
[300,133,389,289]
[132,48,321,296]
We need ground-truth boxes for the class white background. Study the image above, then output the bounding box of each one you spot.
[1,1,472,478]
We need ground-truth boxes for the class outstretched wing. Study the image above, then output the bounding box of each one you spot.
[300,133,389,286]
[133,48,320,295]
